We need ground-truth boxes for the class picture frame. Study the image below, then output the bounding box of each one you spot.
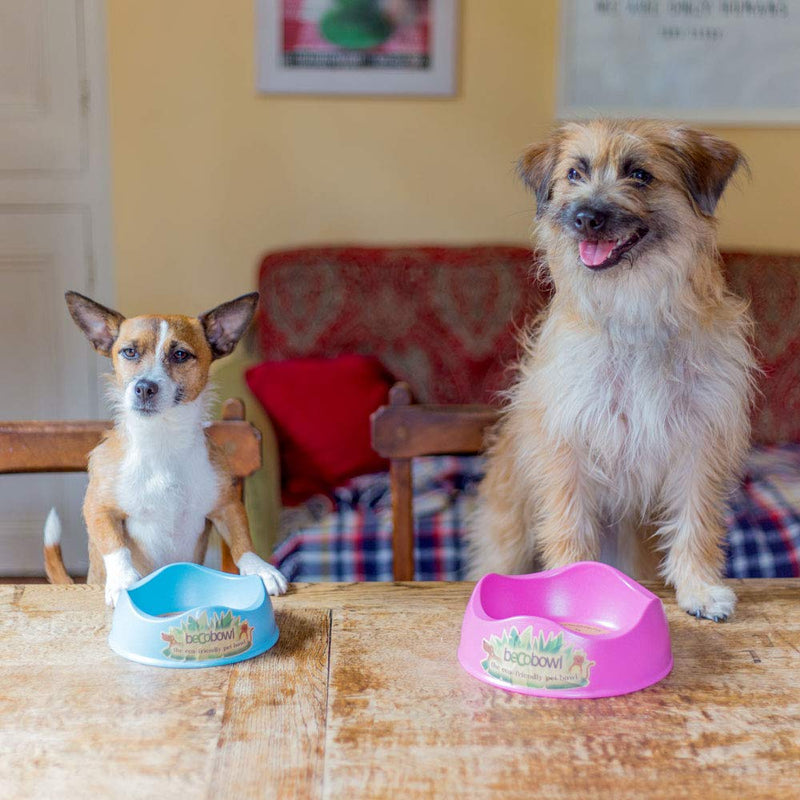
[558,0,800,126]
[256,0,459,96]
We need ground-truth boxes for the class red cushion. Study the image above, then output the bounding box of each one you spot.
[245,355,393,505]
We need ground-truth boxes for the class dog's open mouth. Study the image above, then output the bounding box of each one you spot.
[579,228,649,270]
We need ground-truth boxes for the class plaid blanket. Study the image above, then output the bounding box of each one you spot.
[272,447,800,582]
[726,444,800,577]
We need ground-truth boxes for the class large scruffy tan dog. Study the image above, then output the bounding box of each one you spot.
[467,119,756,621]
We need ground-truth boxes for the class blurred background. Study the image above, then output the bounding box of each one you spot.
[3,0,800,577]
[107,0,800,316]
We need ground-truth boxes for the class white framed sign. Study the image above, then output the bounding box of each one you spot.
[558,0,800,124]
[256,0,459,96]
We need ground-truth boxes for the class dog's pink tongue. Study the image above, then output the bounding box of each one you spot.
[579,239,616,267]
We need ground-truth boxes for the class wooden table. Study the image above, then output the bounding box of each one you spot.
[1,580,799,799]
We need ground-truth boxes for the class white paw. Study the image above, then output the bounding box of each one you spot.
[677,583,736,622]
[102,548,142,607]
[237,552,289,596]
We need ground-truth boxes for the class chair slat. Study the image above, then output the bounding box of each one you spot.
[0,421,111,473]
[371,404,498,459]
[0,419,262,477]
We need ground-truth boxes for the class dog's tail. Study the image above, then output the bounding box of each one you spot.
[43,508,74,585]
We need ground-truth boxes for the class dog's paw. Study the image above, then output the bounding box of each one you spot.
[237,552,289,596]
[677,583,736,622]
[102,549,141,607]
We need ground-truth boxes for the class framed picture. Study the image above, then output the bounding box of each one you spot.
[558,0,800,125]
[256,0,459,96]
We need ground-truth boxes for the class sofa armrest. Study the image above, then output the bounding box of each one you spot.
[210,352,282,559]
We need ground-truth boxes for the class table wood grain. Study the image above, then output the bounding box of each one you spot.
[1,580,798,799]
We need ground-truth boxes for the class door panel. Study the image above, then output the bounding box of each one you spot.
[0,0,84,172]
[0,211,93,418]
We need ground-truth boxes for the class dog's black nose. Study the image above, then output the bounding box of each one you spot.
[573,207,607,235]
[134,379,159,400]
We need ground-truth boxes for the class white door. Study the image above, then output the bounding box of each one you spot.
[0,0,113,575]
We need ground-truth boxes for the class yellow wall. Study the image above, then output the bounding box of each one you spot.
[107,0,800,315]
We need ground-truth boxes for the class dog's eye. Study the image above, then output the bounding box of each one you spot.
[630,168,653,185]
[120,347,138,360]
[567,168,582,183]
[171,349,193,364]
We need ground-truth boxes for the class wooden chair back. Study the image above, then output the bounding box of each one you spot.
[370,382,498,581]
[0,398,261,575]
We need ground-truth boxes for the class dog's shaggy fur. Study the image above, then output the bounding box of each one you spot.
[467,119,756,621]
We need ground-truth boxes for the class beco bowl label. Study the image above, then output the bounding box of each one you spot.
[480,626,595,690]
[159,610,254,661]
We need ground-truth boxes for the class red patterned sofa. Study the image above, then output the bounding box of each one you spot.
[235,246,800,581]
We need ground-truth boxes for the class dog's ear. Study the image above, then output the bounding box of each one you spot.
[65,291,125,357]
[669,128,746,217]
[518,134,561,215]
[198,292,259,359]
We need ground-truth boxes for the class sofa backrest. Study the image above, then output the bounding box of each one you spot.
[257,246,550,406]
[257,246,800,445]
[725,252,800,444]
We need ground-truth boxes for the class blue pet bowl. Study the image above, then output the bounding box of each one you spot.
[108,563,279,668]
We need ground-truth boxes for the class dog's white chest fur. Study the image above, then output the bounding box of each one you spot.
[530,308,744,516]
[116,403,220,570]
[551,328,677,456]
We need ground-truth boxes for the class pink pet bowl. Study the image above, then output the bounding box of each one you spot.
[458,562,672,698]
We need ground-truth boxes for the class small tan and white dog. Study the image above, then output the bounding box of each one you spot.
[468,119,756,621]
[44,291,288,605]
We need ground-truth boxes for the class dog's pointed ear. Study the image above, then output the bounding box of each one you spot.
[670,128,746,217]
[518,134,562,215]
[65,291,125,357]
[198,292,259,360]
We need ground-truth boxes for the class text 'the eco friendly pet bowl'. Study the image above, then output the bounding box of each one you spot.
[109,563,279,668]
[458,562,672,698]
